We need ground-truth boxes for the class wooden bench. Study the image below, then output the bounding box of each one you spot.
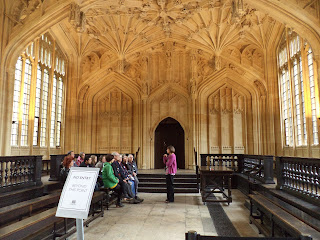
[100,187,117,210]
[0,207,63,240]
[249,193,320,239]
[185,231,303,240]
[0,191,61,227]
[89,191,105,218]
[262,190,320,232]
[0,192,105,239]
[0,185,44,208]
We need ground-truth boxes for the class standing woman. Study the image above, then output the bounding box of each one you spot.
[163,145,177,203]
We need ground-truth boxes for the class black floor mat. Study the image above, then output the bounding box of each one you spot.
[206,201,240,237]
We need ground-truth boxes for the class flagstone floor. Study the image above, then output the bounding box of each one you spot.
[69,190,260,240]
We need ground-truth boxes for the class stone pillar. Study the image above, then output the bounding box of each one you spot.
[2,67,16,155]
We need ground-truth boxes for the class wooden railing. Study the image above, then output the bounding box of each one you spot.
[42,159,50,176]
[200,154,243,172]
[243,155,274,184]
[199,154,274,184]
[49,152,137,181]
[0,155,42,192]
[276,156,320,205]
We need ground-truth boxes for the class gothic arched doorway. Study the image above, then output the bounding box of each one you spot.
[154,117,185,169]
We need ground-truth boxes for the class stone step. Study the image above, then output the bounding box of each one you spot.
[139,182,198,188]
[138,173,197,179]
[138,187,199,193]
[139,177,198,183]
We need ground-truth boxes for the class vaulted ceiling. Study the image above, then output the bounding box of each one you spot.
[53,0,281,57]
[3,0,320,92]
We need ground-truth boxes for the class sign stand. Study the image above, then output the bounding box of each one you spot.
[76,219,84,240]
[56,167,99,239]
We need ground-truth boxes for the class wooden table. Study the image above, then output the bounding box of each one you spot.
[199,166,234,205]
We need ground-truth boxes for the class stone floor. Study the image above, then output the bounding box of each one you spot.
[219,190,263,238]
[69,190,260,240]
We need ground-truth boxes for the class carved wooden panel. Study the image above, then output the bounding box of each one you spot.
[97,88,133,153]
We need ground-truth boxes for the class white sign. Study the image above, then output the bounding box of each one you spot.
[56,167,99,219]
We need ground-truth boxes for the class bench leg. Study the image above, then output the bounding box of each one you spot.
[100,200,104,217]
[64,218,68,234]
[53,222,57,238]
[249,200,253,224]
[271,217,275,237]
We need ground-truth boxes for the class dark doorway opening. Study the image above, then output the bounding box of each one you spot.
[154,117,185,169]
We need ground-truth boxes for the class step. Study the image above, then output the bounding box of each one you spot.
[139,187,199,193]
[139,178,198,183]
[0,191,61,227]
[138,174,197,178]
[0,185,44,208]
[139,182,198,188]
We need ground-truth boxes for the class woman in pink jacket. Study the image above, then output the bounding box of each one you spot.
[163,145,177,203]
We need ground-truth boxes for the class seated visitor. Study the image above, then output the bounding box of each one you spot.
[122,155,143,202]
[102,154,124,208]
[122,155,136,197]
[60,150,74,170]
[91,155,97,166]
[96,155,107,172]
[75,152,85,166]
[60,155,74,184]
[127,154,141,200]
[95,155,106,188]
[111,152,140,203]
[79,156,93,167]
[67,150,75,158]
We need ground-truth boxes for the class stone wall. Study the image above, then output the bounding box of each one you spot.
[0,0,319,168]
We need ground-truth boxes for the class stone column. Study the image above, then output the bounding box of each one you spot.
[1,67,15,155]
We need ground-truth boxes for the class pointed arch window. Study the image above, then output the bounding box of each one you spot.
[278,29,319,147]
[307,47,319,145]
[11,57,23,146]
[11,33,66,148]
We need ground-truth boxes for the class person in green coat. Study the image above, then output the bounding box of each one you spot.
[102,154,124,208]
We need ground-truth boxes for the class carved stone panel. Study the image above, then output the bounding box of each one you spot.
[150,89,188,132]
[97,88,133,153]
[207,86,245,154]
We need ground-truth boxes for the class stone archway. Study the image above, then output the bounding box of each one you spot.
[154,117,185,169]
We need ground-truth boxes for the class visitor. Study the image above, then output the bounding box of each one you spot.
[60,155,74,184]
[79,156,93,167]
[124,155,144,202]
[96,155,107,172]
[91,155,97,166]
[75,152,85,166]
[112,152,140,203]
[122,156,136,197]
[96,155,107,188]
[163,145,177,203]
[127,154,140,198]
[102,154,124,208]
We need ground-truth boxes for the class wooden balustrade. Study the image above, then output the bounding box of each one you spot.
[200,154,242,172]
[199,154,274,184]
[276,156,320,205]
[0,155,42,192]
[243,155,275,184]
